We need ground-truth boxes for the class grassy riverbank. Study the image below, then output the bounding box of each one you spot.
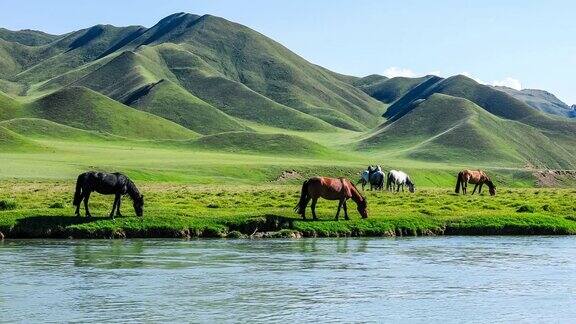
[1,181,576,239]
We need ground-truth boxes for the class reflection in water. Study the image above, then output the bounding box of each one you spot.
[1,237,576,322]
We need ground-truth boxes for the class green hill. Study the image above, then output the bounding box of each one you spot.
[0,126,42,151]
[362,94,576,168]
[128,79,247,134]
[0,118,113,141]
[1,87,199,140]
[0,13,384,131]
[123,13,384,128]
[0,28,60,46]
[189,131,333,157]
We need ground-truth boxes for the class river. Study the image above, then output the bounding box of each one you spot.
[1,237,576,322]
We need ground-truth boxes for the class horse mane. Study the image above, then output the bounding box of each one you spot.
[406,177,414,186]
[126,178,141,201]
[348,180,366,203]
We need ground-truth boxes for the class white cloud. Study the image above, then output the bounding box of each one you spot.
[383,67,417,78]
[491,77,522,90]
[383,66,442,78]
[460,71,486,85]
[460,72,523,90]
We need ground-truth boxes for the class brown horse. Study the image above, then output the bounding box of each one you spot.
[455,170,496,196]
[294,177,368,220]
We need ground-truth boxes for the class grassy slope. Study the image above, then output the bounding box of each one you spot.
[0,90,21,119]
[362,94,576,168]
[128,79,247,135]
[188,131,333,157]
[0,126,42,151]
[171,65,337,131]
[1,87,199,140]
[13,25,147,85]
[73,50,173,102]
[0,118,114,142]
[126,13,384,129]
[1,14,384,132]
[0,28,60,46]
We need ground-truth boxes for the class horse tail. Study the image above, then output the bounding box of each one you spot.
[455,171,463,193]
[294,180,309,215]
[73,173,84,206]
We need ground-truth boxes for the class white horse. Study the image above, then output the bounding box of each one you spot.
[386,170,415,193]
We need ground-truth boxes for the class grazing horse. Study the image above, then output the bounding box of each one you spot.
[357,167,371,190]
[455,170,496,196]
[369,165,385,190]
[386,170,415,193]
[73,171,144,219]
[295,177,368,221]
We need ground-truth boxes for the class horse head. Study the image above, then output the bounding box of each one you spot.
[487,181,496,196]
[133,194,144,216]
[407,178,416,193]
[357,197,368,218]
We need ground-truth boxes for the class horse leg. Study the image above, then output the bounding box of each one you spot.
[463,182,467,195]
[302,196,312,220]
[116,194,123,217]
[472,184,478,195]
[343,199,349,220]
[84,192,92,218]
[310,198,318,220]
[75,194,82,217]
[335,199,344,221]
[396,184,400,192]
[110,194,119,219]
[479,183,483,194]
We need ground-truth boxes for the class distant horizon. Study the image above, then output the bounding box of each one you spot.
[1,1,574,104]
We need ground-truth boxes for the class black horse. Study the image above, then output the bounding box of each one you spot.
[73,171,144,219]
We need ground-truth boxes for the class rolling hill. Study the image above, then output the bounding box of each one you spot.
[361,94,576,168]
[0,13,575,170]
[0,87,199,140]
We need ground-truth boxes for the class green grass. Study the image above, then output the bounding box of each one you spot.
[1,181,575,238]
[188,131,334,157]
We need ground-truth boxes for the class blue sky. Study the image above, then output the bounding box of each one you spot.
[1,0,574,104]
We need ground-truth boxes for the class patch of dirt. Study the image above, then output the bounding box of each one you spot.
[275,170,303,182]
[533,169,576,187]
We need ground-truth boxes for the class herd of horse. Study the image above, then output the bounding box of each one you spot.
[72,168,496,221]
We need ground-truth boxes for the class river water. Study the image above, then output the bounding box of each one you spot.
[1,237,576,323]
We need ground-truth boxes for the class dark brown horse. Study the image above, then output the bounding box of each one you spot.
[455,170,496,196]
[294,177,368,220]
